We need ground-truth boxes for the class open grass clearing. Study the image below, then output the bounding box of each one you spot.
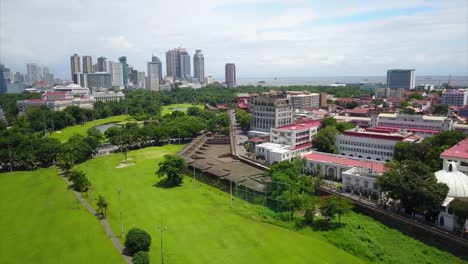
[161,103,204,116]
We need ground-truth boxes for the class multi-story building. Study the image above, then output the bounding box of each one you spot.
[97,57,108,72]
[70,54,81,81]
[145,77,159,91]
[137,72,145,88]
[289,93,320,109]
[255,142,313,165]
[166,48,184,81]
[53,83,90,96]
[180,50,191,80]
[26,63,42,84]
[14,72,24,83]
[319,92,328,108]
[371,112,453,136]
[0,65,7,93]
[109,61,123,88]
[440,138,468,175]
[82,56,93,73]
[193,49,205,84]
[0,106,6,121]
[84,72,112,89]
[147,56,162,91]
[249,93,292,134]
[336,128,422,161]
[387,69,415,90]
[225,63,236,87]
[42,67,54,86]
[441,89,468,106]
[17,91,94,111]
[92,91,125,102]
[270,120,320,147]
[119,56,128,88]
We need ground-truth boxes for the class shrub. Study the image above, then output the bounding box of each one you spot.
[125,228,151,256]
[132,251,150,264]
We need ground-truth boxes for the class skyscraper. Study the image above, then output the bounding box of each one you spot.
[27,63,42,84]
[386,69,415,90]
[193,49,205,83]
[109,61,123,88]
[119,56,128,88]
[97,57,108,72]
[42,67,54,85]
[147,55,162,91]
[166,47,185,81]
[0,65,7,93]
[180,50,191,80]
[70,54,81,80]
[82,56,93,73]
[225,63,236,87]
[14,72,25,83]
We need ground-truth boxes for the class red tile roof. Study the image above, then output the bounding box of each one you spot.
[290,142,312,151]
[349,107,371,114]
[440,138,468,160]
[371,126,439,134]
[342,130,407,141]
[275,120,321,131]
[304,152,385,173]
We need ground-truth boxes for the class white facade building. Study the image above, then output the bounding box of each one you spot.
[109,61,123,88]
[270,120,320,147]
[255,142,312,165]
[440,138,468,175]
[92,91,125,102]
[372,113,453,136]
[336,128,422,161]
[441,89,468,106]
[289,93,320,110]
[342,167,381,196]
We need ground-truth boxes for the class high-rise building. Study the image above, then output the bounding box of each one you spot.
[147,55,163,90]
[137,72,146,88]
[289,93,320,109]
[70,54,81,80]
[225,63,236,87]
[129,68,138,86]
[27,63,42,84]
[119,56,128,88]
[84,72,112,89]
[166,47,185,81]
[0,64,7,93]
[193,49,205,83]
[92,63,98,73]
[14,72,25,83]
[42,67,54,85]
[179,50,191,80]
[109,61,123,88]
[387,69,415,90]
[97,57,108,72]
[82,56,93,73]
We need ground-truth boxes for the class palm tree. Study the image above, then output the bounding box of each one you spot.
[97,195,109,217]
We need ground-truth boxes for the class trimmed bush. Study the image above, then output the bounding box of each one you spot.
[125,228,151,256]
[132,251,150,264]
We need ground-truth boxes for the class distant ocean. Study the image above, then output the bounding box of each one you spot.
[230,76,468,87]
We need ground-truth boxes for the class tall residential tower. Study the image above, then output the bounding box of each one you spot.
[70,54,80,80]
[82,56,93,73]
[225,63,236,87]
[193,49,205,83]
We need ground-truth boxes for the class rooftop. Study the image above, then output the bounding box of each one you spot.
[274,120,321,131]
[341,129,411,141]
[304,152,385,173]
[441,138,468,160]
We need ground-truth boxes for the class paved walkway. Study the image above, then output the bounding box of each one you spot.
[58,168,132,264]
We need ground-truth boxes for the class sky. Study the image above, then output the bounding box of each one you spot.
[0,0,467,79]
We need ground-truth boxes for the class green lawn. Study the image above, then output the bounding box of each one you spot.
[76,145,364,264]
[0,168,125,264]
[50,115,129,142]
[161,103,204,116]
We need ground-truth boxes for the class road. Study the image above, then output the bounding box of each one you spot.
[229,110,248,157]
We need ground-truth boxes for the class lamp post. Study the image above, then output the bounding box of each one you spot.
[156,226,167,264]
[116,187,123,238]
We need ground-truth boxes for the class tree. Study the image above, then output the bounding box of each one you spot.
[376,161,449,215]
[448,198,468,236]
[312,126,338,153]
[132,251,150,264]
[125,228,152,256]
[156,154,187,186]
[97,195,109,217]
[318,196,352,223]
[67,170,91,193]
[433,104,448,115]
[319,117,337,129]
[336,122,353,132]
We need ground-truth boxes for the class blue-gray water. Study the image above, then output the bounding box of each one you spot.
[233,76,468,87]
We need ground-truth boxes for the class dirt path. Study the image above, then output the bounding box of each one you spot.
[58,168,132,264]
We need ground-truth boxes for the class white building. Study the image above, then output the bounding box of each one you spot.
[304,151,385,180]
[441,89,468,106]
[440,138,468,175]
[342,167,382,196]
[270,120,320,147]
[435,161,468,233]
[53,83,89,96]
[92,91,125,102]
[109,61,123,88]
[372,113,453,136]
[17,91,94,111]
[336,128,422,161]
[289,93,320,110]
[255,142,313,165]
[335,115,371,128]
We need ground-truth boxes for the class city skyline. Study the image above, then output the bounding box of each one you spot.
[0,0,467,79]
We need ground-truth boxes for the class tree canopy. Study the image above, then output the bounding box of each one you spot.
[156,155,187,186]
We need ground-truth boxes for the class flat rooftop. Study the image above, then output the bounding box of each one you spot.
[441,138,468,160]
[274,120,321,131]
[304,152,385,173]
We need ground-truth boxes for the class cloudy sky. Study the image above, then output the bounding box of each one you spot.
[0,0,467,79]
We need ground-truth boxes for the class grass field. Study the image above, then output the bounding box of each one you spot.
[50,115,129,142]
[0,168,125,264]
[76,145,365,264]
[161,103,204,116]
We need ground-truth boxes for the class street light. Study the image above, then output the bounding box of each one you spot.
[156,226,167,264]
[116,187,123,238]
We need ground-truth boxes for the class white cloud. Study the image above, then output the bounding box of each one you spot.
[0,0,466,79]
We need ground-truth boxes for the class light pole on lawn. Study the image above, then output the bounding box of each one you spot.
[116,187,123,238]
[156,226,167,264]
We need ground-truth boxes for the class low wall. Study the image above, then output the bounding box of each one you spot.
[238,155,270,172]
[317,187,468,260]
